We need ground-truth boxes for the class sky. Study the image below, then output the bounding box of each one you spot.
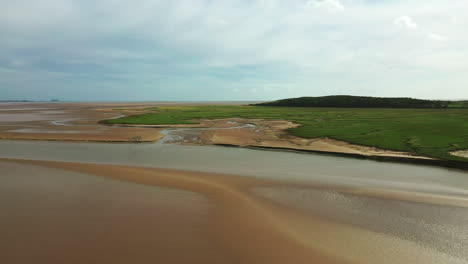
[1,0,467,101]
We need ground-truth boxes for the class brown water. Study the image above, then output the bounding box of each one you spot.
[1,140,468,263]
[0,161,221,264]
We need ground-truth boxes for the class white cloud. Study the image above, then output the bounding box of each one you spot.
[393,16,419,30]
[10,59,27,68]
[207,18,229,27]
[306,0,345,13]
[1,0,468,100]
[428,33,446,42]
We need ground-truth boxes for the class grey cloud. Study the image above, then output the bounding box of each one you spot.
[1,0,467,101]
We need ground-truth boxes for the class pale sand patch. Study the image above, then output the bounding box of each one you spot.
[451,150,468,158]
[256,137,433,159]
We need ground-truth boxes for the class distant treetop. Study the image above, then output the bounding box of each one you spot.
[254,95,466,108]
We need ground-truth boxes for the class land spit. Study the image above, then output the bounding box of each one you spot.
[0,102,436,162]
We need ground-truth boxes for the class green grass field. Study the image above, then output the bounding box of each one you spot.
[104,105,468,161]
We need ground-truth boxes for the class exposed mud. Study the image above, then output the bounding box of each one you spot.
[150,118,432,160]
[0,102,433,160]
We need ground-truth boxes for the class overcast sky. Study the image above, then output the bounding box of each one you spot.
[1,0,467,101]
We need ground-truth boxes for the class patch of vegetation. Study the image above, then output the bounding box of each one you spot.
[254,95,468,108]
[104,105,468,162]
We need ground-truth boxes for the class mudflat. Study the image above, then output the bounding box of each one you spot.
[0,102,165,142]
[1,158,468,264]
[0,102,434,160]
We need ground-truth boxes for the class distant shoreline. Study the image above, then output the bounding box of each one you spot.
[1,101,467,171]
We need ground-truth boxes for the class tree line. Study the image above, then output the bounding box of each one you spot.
[254,95,466,108]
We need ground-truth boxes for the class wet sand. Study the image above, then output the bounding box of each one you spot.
[451,150,468,158]
[0,102,251,142]
[108,117,432,159]
[0,102,168,142]
[0,102,433,160]
[2,158,468,264]
[156,118,432,159]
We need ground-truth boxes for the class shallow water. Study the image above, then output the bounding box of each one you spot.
[1,140,468,263]
[0,108,52,111]
[0,113,57,122]
[253,186,468,260]
[157,122,256,144]
[7,128,96,134]
[0,140,467,197]
[0,161,217,264]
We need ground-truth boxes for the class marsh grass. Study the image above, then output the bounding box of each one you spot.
[104,105,468,161]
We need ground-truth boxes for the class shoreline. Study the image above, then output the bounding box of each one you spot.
[1,102,466,171]
[230,145,468,171]
[101,117,438,156]
[100,117,468,171]
[2,137,468,171]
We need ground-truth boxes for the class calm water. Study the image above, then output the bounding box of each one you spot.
[0,140,467,197]
[0,160,217,264]
[1,140,468,263]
